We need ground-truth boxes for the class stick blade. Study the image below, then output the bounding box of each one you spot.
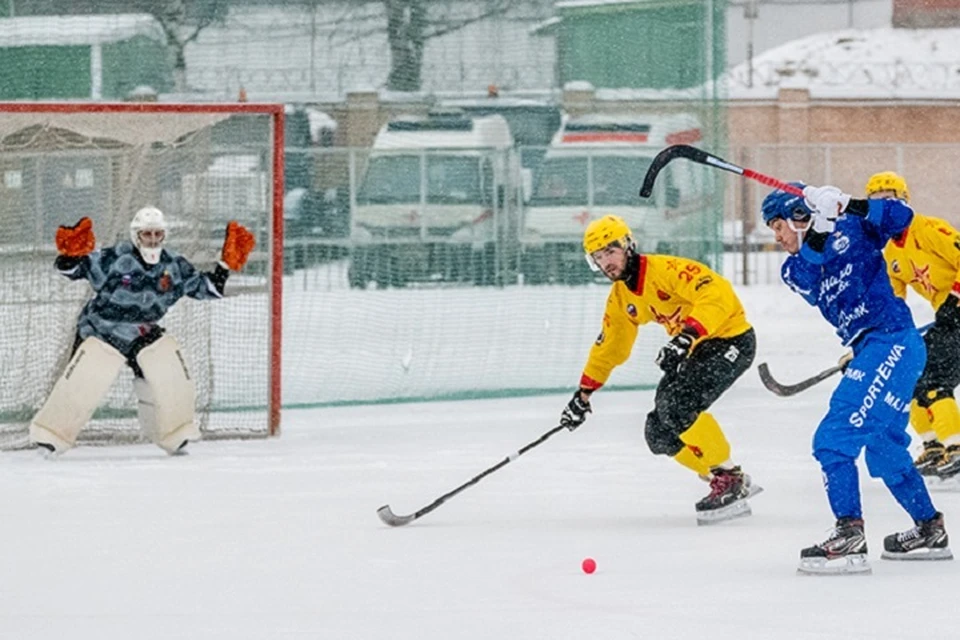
[757,362,791,396]
[758,362,841,397]
[377,504,416,527]
[639,145,706,198]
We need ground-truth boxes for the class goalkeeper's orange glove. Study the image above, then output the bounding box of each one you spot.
[221,221,255,271]
[55,217,96,257]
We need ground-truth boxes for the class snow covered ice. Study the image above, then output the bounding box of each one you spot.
[2,284,957,639]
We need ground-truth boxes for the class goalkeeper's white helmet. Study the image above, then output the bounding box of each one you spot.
[130,206,167,265]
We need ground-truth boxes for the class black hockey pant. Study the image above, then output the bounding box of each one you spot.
[645,328,756,457]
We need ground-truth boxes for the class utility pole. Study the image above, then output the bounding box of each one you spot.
[745,0,758,88]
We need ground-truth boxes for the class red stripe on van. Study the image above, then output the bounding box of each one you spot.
[561,133,649,143]
[665,129,702,145]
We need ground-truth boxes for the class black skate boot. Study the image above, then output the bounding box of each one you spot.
[915,440,947,476]
[797,517,871,576]
[694,466,762,525]
[934,445,960,480]
[882,511,953,561]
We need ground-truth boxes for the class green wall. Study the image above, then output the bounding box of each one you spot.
[0,35,172,100]
[0,45,91,99]
[103,35,173,98]
[558,0,726,90]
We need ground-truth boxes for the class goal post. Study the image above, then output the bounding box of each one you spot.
[0,101,283,449]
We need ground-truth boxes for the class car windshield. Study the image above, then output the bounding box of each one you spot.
[529,156,655,206]
[357,155,484,205]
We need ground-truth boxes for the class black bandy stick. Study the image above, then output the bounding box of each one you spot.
[639,144,803,199]
[377,424,567,527]
[758,323,934,397]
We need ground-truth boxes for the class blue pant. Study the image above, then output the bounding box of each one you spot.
[813,327,936,522]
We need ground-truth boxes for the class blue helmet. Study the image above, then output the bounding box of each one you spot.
[761,182,812,226]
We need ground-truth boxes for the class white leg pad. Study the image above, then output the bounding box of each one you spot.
[29,337,126,453]
[135,335,199,453]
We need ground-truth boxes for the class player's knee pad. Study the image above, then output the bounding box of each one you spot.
[910,400,935,437]
[135,335,199,453]
[645,411,684,457]
[927,396,960,442]
[679,413,731,469]
[29,337,125,453]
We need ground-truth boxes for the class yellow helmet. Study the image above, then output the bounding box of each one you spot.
[583,215,634,255]
[865,171,910,202]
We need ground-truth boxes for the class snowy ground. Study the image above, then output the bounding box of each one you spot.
[1,284,955,640]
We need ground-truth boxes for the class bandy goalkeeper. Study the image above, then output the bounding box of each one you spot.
[28,207,255,456]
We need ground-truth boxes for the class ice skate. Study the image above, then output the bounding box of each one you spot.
[915,440,947,476]
[881,511,953,561]
[695,466,763,525]
[797,517,872,576]
[933,445,960,480]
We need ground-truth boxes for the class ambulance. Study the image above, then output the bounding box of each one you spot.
[350,110,518,288]
[521,113,712,284]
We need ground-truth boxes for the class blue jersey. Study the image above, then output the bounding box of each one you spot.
[781,199,915,346]
[57,242,224,356]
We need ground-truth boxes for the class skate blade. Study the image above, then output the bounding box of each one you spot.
[797,554,872,576]
[696,499,752,526]
[881,547,954,561]
[745,483,764,499]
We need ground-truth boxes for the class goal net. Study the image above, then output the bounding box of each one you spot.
[0,103,283,450]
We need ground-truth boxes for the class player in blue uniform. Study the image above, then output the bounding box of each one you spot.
[29,207,255,456]
[762,182,952,574]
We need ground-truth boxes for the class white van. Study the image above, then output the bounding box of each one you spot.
[350,110,518,288]
[521,113,712,284]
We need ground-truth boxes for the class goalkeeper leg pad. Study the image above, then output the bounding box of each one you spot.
[135,335,199,454]
[29,337,125,454]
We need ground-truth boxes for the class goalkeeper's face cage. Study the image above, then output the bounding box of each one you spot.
[130,206,168,265]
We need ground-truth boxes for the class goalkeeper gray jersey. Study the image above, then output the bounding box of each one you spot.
[57,242,223,356]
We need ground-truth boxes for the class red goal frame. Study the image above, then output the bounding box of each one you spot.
[0,101,285,436]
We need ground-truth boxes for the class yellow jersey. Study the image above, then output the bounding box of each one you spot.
[580,254,752,390]
[884,213,960,309]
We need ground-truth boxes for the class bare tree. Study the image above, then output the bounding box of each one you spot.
[385,0,513,91]
[326,0,510,92]
[135,0,226,92]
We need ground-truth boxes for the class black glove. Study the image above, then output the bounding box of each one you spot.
[936,294,960,329]
[560,390,592,431]
[656,330,696,374]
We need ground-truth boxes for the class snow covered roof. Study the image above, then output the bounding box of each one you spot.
[556,0,647,9]
[725,28,960,100]
[0,14,163,48]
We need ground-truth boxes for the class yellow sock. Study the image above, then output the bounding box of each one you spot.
[673,412,731,476]
[928,397,960,444]
[910,400,936,441]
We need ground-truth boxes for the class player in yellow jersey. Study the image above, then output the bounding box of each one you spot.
[558,215,762,524]
[864,171,960,480]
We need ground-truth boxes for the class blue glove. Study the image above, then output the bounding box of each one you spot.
[560,390,592,431]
